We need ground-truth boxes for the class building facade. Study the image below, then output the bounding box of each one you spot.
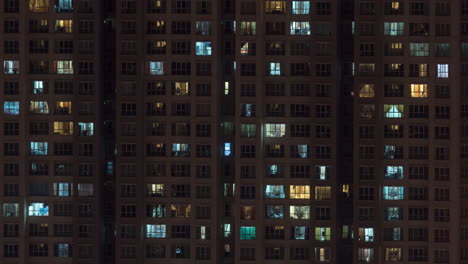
[1,0,468,264]
[0,0,104,263]
[353,1,462,263]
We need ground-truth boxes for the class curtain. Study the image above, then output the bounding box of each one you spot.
[29,0,49,12]
[360,104,375,119]
[292,226,308,239]
[359,84,375,98]
[384,105,404,118]
[297,145,308,158]
[265,185,284,198]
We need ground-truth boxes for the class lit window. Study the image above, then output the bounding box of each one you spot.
[240,42,254,55]
[358,227,374,242]
[224,143,232,156]
[146,184,164,197]
[53,183,72,196]
[240,226,256,240]
[358,248,374,262]
[198,226,209,239]
[3,60,19,74]
[383,186,404,200]
[28,202,49,216]
[385,166,403,179]
[385,248,402,262]
[240,22,257,35]
[291,1,310,14]
[384,22,404,36]
[195,21,212,35]
[149,61,164,75]
[269,62,281,75]
[149,20,165,32]
[359,83,375,98]
[54,20,73,32]
[291,226,309,240]
[265,185,286,198]
[267,165,280,178]
[240,206,255,220]
[3,101,20,115]
[384,145,399,159]
[291,144,309,158]
[173,82,190,95]
[315,247,331,262]
[410,84,428,98]
[344,226,352,239]
[265,0,286,14]
[53,121,73,135]
[55,243,71,257]
[290,21,311,35]
[106,161,113,175]
[29,0,50,12]
[54,60,74,74]
[30,142,48,155]
[437,64,449,78]
[265,123,286,137]
[342,185,350,197]
[195,42,212,55]
[411,64,427,77]
[33,81,46,94]
[146,224,166,238]
[384,104,404,118]
[385,227,402,241]
[174,246,188,257]
[315,186,331,200]
[358,64,375,76]
[289,205,310,219]
[240,124,256,137]
[316,166,330,180]
[386,124,401,135]
[55,0,73,12]
[315,227,331,241]
[171,143,190,157]
[30,101,49,114]
[223,183,236,197]
[147,204,166,217]
[241,104,255,117]
[223,224,231,238]
[389,42,403,54]
[78,122,94,136]
[55,101,72,114]
[384,207,403,220]
[290,185,310,199]
[409,43,429,56]
[224,81,230,95]
[3,203,19,217]
[265,205,284,219]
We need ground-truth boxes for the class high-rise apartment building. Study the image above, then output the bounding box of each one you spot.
[2,0,468,263]
[353,1,462,264]
[0,0,104,263]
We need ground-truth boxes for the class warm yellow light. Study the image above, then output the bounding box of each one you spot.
[224,82,230,95]
[391,43,402,49]
[359,84,375,98]
[174,82,189,95]
[410,84,428,98]
[290,185,310,199]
